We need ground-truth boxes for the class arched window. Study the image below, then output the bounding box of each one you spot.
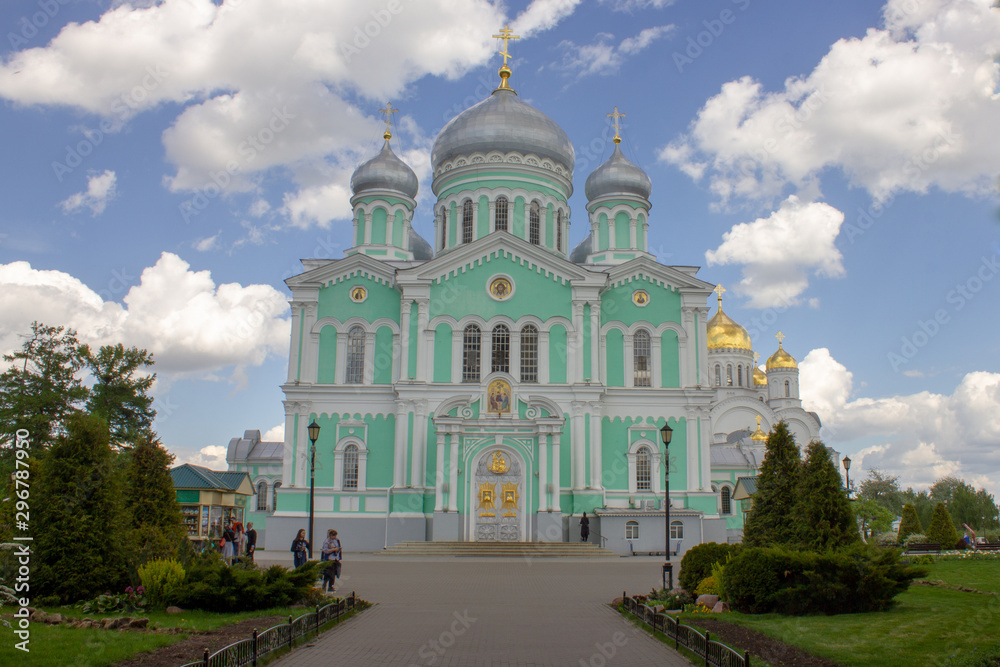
[491,324,510,374]
[462,325,481,382]
[529,202,541,245]
[272,481,282,512]
[634,329,651,387]
[520,325,538,383]
[343,445,359,489]
[556,210,563,251]
[785,380,790,397]
[462,200,474,244]
[721,486,732,515]
[256,481,268,511]
[670,520,684,540]
[345,326,365,384]
[495,196,508,232]
[715,364,721,387]
[726,364,733,386]
[440,209,447,249]
[737,365,743,387]
[636,446,652,490]
[626,521,639,539]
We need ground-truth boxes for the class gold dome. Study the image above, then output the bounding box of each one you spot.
[706,286,752,351]
[750,415,768,442]
[766,332,798,370]
[753,365,768,386]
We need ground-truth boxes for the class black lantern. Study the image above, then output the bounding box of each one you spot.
[308,420,321,559]
[660,421,673,592]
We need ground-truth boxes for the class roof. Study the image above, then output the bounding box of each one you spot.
[594,507,705,518]
[171,464,252,492]
[227,429,284,464]
[732,476,758,500]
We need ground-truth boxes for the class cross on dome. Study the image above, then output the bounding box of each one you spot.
[776,331,785,346]
[607,106,626,144]
[714,284,726,302]
[492,24,521,92]
[379,102,398,141]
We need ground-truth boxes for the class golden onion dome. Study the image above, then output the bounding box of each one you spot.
[707,286,752,351]
[766,332,798,370]
[750,416,768,442]
[753,365,768,386]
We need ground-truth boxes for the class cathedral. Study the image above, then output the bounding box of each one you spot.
[226,34,822,556]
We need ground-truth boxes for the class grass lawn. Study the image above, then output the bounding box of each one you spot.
[683,560,1000,667]
[0,604,341,667]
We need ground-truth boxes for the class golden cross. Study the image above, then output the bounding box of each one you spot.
[607,106,626,143]
[756,415,762,427]
[493,24,520,67]
[753,351,760,364]
[714,284,726,300]
[776,331,785,346]
[379,102,398,140]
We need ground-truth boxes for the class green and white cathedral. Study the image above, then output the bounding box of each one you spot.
[226,58,822,556]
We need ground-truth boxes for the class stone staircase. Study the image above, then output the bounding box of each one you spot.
[376,541,620,558]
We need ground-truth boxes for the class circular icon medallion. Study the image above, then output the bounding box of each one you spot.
[632,290,650,307]
[489,277,513,300]
[350,286,367,303]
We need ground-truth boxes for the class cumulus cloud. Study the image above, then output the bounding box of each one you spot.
[706,195,845,307]
[183,445,229,468]
[661,0,1000,206]
[801,348,1000,497]
[556,25,674,77]
[60,170,117,215]
[0,253,290,379]
[513,0,583,37]
[599,0,675,11]
[262,423,285,442]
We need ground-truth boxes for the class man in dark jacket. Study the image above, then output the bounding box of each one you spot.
[246,522,257,563]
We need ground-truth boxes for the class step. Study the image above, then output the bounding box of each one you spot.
[377,541,620,557]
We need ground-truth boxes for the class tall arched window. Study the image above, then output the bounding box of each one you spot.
[520,325,538,383]
[462,324,481,382]
[256,481,268,511]
[636,446,652,490]
[529,202,541,245]
[495,196,509,232]
[785,380,790,397]
[721,486,732,515]
[343,445,359,489]
[634,329,651,387]
[272,481,282,512]
[726,364,733,386]
[556,210,563,251]
[737,365,743,387]
[491,324,510,374]
[440,209,447,249]
[462,200,474,244]
[345,326,365,384]
[715,364,722,387]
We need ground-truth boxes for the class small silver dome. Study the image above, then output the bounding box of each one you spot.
[431,89,575,173]
[408,227,433,261]
[570,232,592,264]
[584,143,651,201]
[351,139,418,199]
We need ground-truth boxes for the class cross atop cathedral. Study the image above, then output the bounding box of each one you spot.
[607,106,626,144]
[776,331,785,346]
[493,24,520,67]
[379,102,398,141]
[714,284,726,302]
[753,351,760,365]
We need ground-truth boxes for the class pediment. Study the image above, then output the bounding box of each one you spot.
[285,253,397,290]
[605,256,715,294]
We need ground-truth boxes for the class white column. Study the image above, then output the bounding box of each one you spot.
[364,331,376,384]
[335,331,348,384]
[411,402,427,487]
[301,304,319,383]
[363,211,372,245]
[608,218,616,250]
[449,433,459,511]
[623,334,634,389]
[590,303,601,384]
[510,329,521,381]
[629,217,637,249]
[286,302,303,382]
[572,300,585,383]
[551,432,561,511]
[417,300,431,382]
[652,335,662,388]
[435,432,446,511]
[451,330,463,384]
[488,200,497,233]
[391,332,401,383]
[590,218,599,253]
[393,400,409,487]
[686,410,699,494]
[400,302,412,379]
[538,433,548,512]
[589,407,602,489]
[539,330,550,384]
[571,402,586,490]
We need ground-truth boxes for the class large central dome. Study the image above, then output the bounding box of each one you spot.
[431,88,575,173]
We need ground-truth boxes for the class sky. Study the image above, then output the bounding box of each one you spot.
[0,0,997,502]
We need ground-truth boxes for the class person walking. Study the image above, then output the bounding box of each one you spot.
[320,529,343,593]
[291,529,310,568]
[245,522,257,563]
[222,521,237,566]
[580,512,590,543]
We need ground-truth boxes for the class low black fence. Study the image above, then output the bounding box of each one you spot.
[622,593,750,667]
[179,592,358,667]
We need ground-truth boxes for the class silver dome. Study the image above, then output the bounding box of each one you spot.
[584,143,651,201]
[431,89,575,173]
[351,139,419,199]
[570,232,592,264]
[408,227,433,261]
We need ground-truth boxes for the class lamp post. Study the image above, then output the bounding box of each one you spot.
[660,422,673,593]
[307,420,321,560]
[842,455,852,500]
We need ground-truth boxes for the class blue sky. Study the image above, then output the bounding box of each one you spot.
[0,0,997,500]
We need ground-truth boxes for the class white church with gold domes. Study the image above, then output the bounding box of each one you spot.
[225,30,824,554]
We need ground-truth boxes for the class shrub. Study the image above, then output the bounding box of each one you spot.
[138,558,186,608]
[78,586,147,615]
[904,533,928,549]
[679,542,741,592]
[875,531,899,547]
[897,503,923,544]
[724,544,925,615]
[646,589,693,609]
[695,576,719,596]
[173,552,322,612]
[926,502,959,546]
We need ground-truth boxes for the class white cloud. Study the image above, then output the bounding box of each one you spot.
[512,0,583,37]
[262,424,284,442]
[60,170,117,215]
[193,232,221,252]
[599,0,675,11]
[661,0,1000,206]
[556,25,673,77]
[706,195,845,307]
[183,445,229,469]
[801,348,1000,498]
[0,253,290,379]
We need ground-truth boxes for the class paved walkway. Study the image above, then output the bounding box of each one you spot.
[268,555,692,666]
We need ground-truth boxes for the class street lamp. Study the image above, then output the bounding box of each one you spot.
[842,455,852,500]
[660,422,673,592]
[307,419,321,560]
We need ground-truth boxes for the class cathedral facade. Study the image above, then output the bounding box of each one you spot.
[227,55,822,556]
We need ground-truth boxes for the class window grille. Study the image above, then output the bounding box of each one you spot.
[343,445,359,489]
[256,481,268,511]
[440,210,447,249]
[272,482,281,511]
[529,202,540,245]
[738,365,743,387]
[556,210,563,251]
[626,521,639,539]
[636,447,652,491]
[715,365,721,387]
[496,197,508,231]
[721,486,731,515]
[520,325,538,383]
[634,329,651,387]
[462,325,481,382]
[491,324,510,374]
[670,520,684,540]
[727,364,733,386]
[785,380,790,397]
[462,200,474,244]
[346,326,365,384]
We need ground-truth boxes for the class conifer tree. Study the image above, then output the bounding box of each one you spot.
[926,501,959,546]
[897,503,923,544]
[793,440,858,550]
[124,435,189,573]
[743,421,802,548]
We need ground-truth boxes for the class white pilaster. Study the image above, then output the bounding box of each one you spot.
[394,400,409,487]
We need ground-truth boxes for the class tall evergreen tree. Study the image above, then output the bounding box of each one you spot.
[124,435,188,573]
[743,421,802,548]
[793,441,858,550]
[82,343,156,449]
[34,413,127,602]
[897,503,923,543]
[926,501,959,547]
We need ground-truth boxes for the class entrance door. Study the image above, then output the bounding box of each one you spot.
[474,449,522,542]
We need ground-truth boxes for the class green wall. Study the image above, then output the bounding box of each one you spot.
[434,323,452,382]
[606,329,624,387]
[661,330,679,388]
[317,275,401,325]
[374,326,393,384]
[549,324,567,383]
[318,325,337,383]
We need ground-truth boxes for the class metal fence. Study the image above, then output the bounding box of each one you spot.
[179,592,358,667]
[622,593,750,667]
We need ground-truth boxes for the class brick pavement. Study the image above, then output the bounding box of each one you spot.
[269,556,692,666]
